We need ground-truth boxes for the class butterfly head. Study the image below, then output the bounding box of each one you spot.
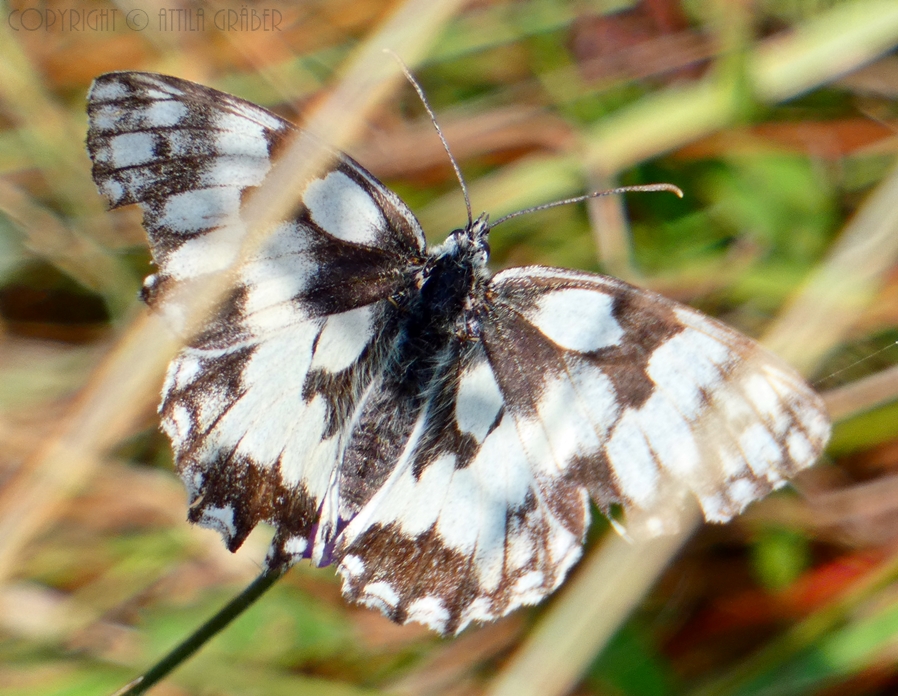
[437,211,491,269]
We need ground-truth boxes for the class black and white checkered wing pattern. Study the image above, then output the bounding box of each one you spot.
[332,266,828,634]
[483,267,829,527]
[87,72,427,562]
[88,72,829,637]
[335,336,591,634]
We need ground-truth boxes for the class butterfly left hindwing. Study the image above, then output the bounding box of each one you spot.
[87,72,830,635]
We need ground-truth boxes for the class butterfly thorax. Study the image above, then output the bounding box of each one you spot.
[389,216,490,393]
[419,214,490,325]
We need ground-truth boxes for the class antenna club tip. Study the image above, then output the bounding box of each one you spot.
[650,183,684,198]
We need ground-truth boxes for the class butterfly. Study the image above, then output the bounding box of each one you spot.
[86,71,830,634]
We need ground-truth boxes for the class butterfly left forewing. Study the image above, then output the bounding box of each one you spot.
[87,72,429,563]
[87,72,426,311]
[482,266,829,534]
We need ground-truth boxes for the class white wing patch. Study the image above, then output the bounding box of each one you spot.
[305,171,386,246]
[605,409,661,505]
[528,288,623,352]
[647,329,729,419]
[640,393,701,478]
[214,112,273,158]
[165,225,243,280]
[144,98,189,127]
[159,188,244,235]
[107,132,157,168]
[514,358,622,483]
[407,597,450,630]
[454,359,504,442]
[310,305,376,373]
[241,223,316,327]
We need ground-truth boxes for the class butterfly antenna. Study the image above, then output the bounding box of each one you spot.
[489,183,684,229]
[386,50,474,228]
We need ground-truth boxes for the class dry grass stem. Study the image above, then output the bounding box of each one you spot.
[823,364,898,422]
[763,161,898,371]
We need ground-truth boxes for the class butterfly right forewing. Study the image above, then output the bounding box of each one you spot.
[481,266,829,533]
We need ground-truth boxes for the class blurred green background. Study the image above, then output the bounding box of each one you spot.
[2,0,898,694]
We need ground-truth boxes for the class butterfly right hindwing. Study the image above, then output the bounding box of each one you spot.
[334,337,590,634]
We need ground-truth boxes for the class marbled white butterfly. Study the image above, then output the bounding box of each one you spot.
[87,72,829,634]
